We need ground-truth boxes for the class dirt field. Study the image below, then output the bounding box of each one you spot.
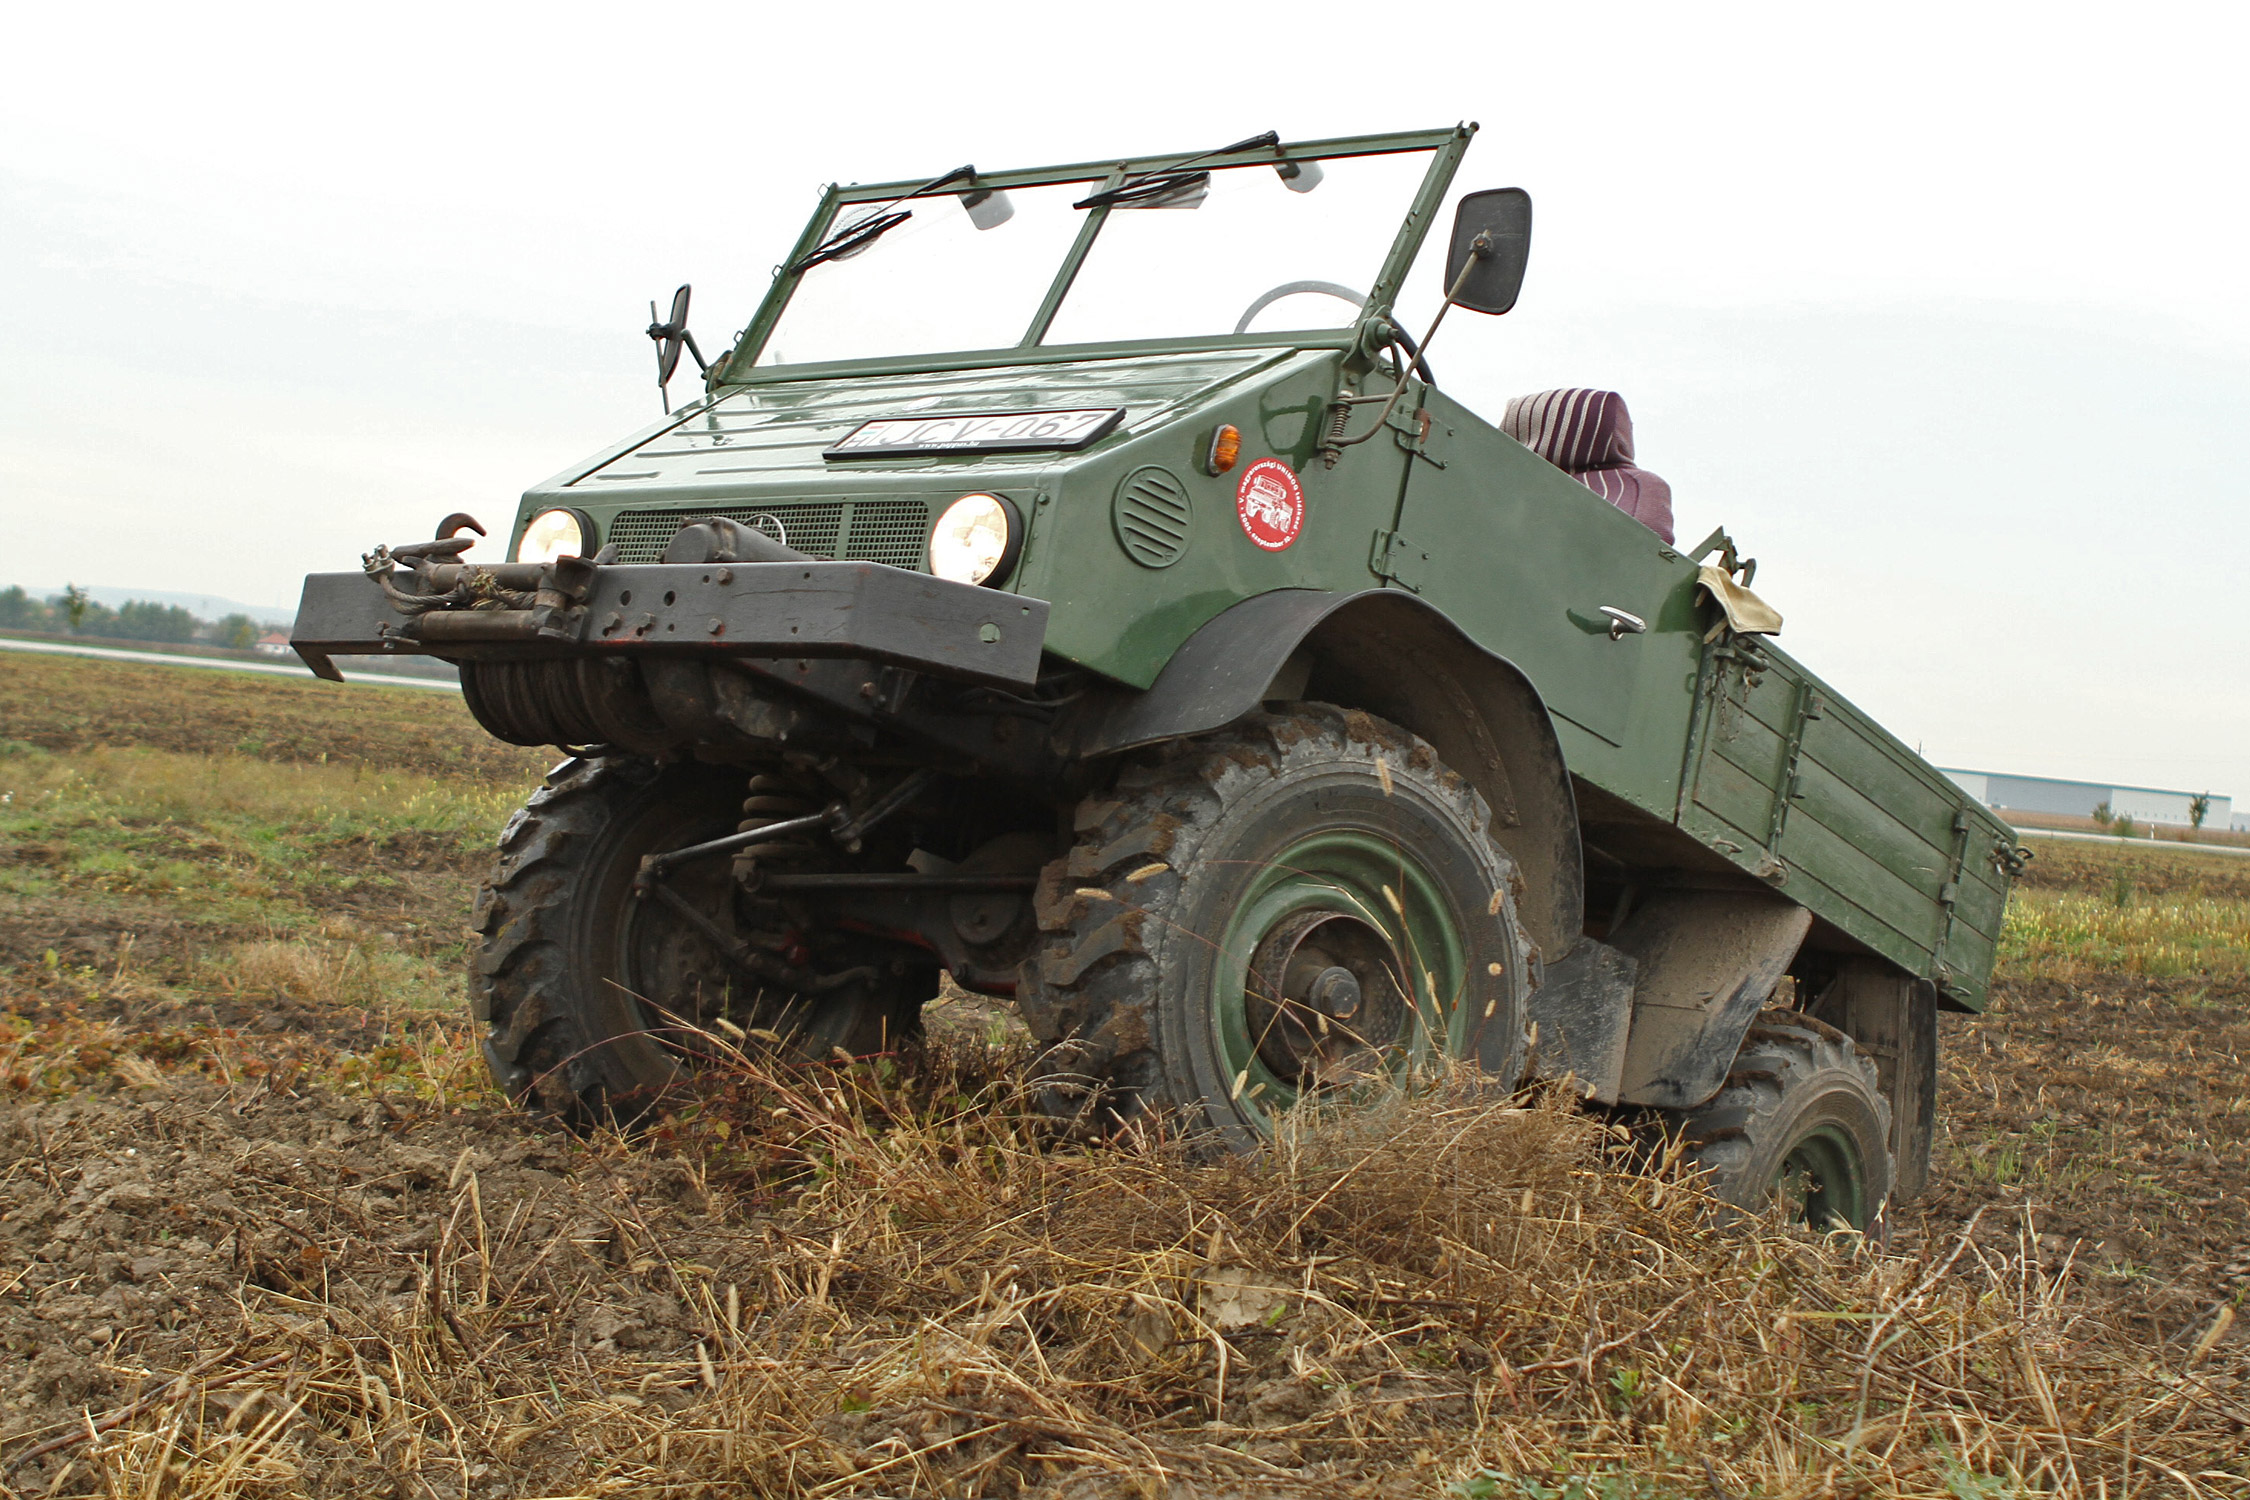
[0,652,540,782]
[0,654,2243,1498]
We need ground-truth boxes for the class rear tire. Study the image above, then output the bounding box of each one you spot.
[1806,959,1937,1203]
[1678,1009,1893,1232]
[471,756,929,1114]
[1015,706,1534,1149]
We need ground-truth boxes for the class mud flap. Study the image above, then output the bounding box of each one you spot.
[1517,939,1637,1102]
[1610,891,1813,1109]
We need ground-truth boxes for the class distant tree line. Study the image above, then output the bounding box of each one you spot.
[0,585,285,651]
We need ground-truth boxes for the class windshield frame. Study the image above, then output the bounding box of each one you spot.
[723,125,1474,385]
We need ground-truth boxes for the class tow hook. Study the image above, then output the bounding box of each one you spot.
[362,519,599,644]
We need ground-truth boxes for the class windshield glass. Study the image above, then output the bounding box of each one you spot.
[757,180,1096,366]
[1041,150,1435,346]
[750,146,1438,367]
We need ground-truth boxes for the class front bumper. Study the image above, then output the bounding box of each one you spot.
[291,560,1051,688]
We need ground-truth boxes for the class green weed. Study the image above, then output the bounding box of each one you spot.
[1452,1462,1677,1500]
[0,745,527,937]
[1938,1449,2023,1500]
[1999,887,2250,981]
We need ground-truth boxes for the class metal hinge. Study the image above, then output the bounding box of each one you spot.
[1934,807,1974,960]
[1389,405,1446,467]
[1370,529,1432,593]
[1765,684,1821,849]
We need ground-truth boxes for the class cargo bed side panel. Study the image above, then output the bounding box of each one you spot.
[1680,641,2010,1009]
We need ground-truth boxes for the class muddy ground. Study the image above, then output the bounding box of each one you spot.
[1,655,2243,1496]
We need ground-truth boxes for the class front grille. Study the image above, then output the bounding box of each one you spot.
[607,500,930,570]
[835,500,933,568]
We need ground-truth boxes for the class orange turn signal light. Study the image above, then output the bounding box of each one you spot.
[1205,423,1242,475]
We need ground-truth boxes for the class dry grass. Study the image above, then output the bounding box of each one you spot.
[1,657,2245,1497]
[0,1030,2243,1499]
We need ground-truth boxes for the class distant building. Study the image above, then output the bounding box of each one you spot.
[254,632,292,657]
[1939,768,2232,829]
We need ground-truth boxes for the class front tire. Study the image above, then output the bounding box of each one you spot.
[471,756,928,1113]
[1679,1010,1894,1232]
[1016,706,1534,1149]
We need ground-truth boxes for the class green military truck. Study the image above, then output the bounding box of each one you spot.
[295,125,2022,1231]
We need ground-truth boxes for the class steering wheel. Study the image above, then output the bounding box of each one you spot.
[1233,280,1366,334]
[1232,281,1434,384]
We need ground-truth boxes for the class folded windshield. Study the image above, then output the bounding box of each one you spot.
[754,146,1440,369]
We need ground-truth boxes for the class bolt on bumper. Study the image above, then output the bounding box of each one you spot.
[290,560,1051,688]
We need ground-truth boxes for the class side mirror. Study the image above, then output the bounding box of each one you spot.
[1444,188,1533,315]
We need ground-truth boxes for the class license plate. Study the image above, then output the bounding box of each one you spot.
[824,407,1125,459]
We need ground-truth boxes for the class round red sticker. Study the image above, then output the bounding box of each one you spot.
[1235,458,1305,551]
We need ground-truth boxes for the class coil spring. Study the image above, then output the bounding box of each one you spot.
[1320,400,1353,468]
[459,659,677,753]
[733,771,827,882]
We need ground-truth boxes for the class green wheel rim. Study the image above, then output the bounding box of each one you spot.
[1773,1124,1870,1230]
[1209,827,1471,1130]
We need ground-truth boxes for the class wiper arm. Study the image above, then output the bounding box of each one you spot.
[788,164,977,275]
[1072,131,1280,210]
[1074,171,1208,211]
[788,208,914,273]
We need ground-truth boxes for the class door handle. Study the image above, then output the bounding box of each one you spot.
[1599,606,1647,641]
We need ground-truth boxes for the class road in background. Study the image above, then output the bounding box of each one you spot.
[0,636,460,692]
[2013,825,2250,860]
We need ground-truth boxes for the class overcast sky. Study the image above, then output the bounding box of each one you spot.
[4,0,2245,800]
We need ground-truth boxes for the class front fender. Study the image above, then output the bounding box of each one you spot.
[1056,587,1586,958]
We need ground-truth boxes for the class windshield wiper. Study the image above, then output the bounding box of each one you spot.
[788,164,977,274]
[1072,131,1280,211]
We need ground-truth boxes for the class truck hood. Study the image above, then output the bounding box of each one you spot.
[541,348,1303,497]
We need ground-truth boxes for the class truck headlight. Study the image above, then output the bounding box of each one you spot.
[928,493,1022,586]
[516,508,591,564]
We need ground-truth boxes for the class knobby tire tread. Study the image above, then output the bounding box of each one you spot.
[1679,1007,1895,1226]
[470,755,651,1113]
[1013,704,1529,1132]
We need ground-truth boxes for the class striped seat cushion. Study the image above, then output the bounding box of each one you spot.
[1500,388,1675,544]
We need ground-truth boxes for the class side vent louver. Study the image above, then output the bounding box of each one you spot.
[1112,466,1193,569]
